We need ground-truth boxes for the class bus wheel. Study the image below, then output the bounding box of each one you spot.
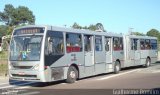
[114,61,121,74]
[66,66,78,83]
[145,58,151,68]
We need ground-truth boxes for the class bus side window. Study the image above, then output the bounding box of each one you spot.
[140,39,145,50]
[84,35,91,52]
[145,39,151,50]
[120,38,123,50]
[131,39,134,50]
[47,37,53,54]
[66,33,82,53]
[131,39,138,50]
[151,39,157,50]
[105,38,110,51]
[134,39,138,50]
[113,37,118,50]
[113,37,123,51]
[95,36,102,51]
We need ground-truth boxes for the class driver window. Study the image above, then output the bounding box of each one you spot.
[45,31,64,55]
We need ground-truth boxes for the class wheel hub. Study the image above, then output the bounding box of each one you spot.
[116,64,120,71]
[70,71,76,79]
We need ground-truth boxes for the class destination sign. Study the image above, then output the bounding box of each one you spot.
[13,27,44,35]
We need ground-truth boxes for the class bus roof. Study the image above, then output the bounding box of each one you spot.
[126,35,157,40]
[14,25,157,39]
[14,25,123,37]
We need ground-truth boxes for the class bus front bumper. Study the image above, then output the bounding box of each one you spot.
[9,69,43,82]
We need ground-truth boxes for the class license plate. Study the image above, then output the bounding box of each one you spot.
[18,72,25,75]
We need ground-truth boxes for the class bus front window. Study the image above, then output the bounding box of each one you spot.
[10,35,43,61]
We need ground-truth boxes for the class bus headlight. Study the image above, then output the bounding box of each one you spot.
[33,64,39,70]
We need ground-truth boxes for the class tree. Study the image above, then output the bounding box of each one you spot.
[95,23,105,32]
[131,32,145,36]
[16,6,35,25]
[88,24,97,31]
[147,29,159,37]
[0,4,35,27]
[0,4,15,26]
[0,4,35,51]
[72,22,105,31]
[72,22,82,29]
[0,25,8,38]
[147,29,160,41]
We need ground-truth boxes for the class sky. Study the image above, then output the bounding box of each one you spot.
[0,0,160,34]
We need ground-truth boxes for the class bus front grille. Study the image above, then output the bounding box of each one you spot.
[12,74,37,78]
[13,66,33,69]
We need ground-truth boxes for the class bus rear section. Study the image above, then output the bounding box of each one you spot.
[123,35,158,68]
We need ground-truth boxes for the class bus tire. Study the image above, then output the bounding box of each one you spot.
[114,61,121,74]
[145,58,151,68]
[66,66,78,83]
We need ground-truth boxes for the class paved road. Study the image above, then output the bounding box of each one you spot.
[0,63,160,95]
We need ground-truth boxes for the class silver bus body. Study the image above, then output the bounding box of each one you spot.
[8,25,158,82]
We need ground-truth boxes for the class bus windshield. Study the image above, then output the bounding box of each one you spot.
[10,35,43,61]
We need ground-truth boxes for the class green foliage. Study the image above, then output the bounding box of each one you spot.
[0,4,35,27]
[0,4,14,26]
[131,32,145,36]
[2,38,10,51]
[147,29,160,37]
[72,22,82,29]
[0,25,14,38]
[0,4,35,41]
[0,25,8,38]
[72,22,99,31]
[0,51,8,59]
[147,29,160,41]
[16,6,35,25]
[0,63,8,76]
[88,24,97,31]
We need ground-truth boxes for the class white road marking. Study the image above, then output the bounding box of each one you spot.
[16,86,31,89]
[97,69,141,81]
[0,82,36,89]
[61,83,67,85]
[16,91,40,95]
[152,70,160,73]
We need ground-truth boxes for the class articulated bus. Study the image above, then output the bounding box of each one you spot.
[8,25,158,83]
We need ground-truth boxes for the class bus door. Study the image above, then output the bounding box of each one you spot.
[134,39,140,65]
[131,39,140,66]
[84,35,94,76]
[95,36,106,74]
[105,37,112,63]
[84,35,94,66]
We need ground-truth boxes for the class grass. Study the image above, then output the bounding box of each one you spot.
[0,62,8,76]
[0,51,8,76]
[0,51,8,60]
